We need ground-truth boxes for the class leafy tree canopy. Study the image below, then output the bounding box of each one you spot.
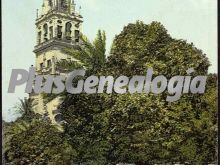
[4,21,217,165]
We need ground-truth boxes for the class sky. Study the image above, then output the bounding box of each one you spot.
[2,0,217,121]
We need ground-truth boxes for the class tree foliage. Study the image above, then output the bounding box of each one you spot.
[4,120,76,165]
[60,21,217,164]
[4,22,217,164]
[62,30,106,72]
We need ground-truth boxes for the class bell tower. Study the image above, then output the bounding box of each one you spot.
[34,0,83,74]
[32,0,83,123]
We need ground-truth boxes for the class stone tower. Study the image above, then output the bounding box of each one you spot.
[31,0,83,123]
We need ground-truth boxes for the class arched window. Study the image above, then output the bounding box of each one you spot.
[57,25,62,39]
[48,0,53,7]
[47,59,52,68]
[65,22,72,40]
[43,24,48,41]
[54,113,63,123]
[75,30,80,42]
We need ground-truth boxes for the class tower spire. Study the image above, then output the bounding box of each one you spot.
[36,9,39,19]
[40,0,77,16]
[42,0,52,15]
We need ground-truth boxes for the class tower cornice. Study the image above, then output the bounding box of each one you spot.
[33,38,81,54]
[36,10,83,25]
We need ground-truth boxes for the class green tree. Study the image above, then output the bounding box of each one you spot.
[61,94,111,164]
[3,98,76,165]
[42,30,109,164]
[5,21,216,165]
[61,30,106,72]
[3,98,37,161]
[60,21,216,164]
[43,30,107,103]
[103,21,215,164]
[14,98,36,121]
[4,120,76,165]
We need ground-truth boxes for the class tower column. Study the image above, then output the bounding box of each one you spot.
[53,21,56,39]
[62,23,66,40]
[41,28,44,43]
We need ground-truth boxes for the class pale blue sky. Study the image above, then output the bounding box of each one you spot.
[3,0,217,121]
